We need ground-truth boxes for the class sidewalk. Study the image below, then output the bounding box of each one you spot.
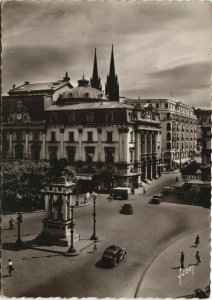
[143,172,182,194]
[136,227,211,298]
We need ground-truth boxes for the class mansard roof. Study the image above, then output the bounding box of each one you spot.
[8,79,73,95]
[60,86,106,100]
[46,101,133,111]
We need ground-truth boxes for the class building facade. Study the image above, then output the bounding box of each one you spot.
[45,78,161,192]
[2,74,72,160]
[122,98,198,170]
[2,47,162,193]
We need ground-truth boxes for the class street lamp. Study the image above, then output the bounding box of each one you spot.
[15,193,24,248]
[90,192,98,241]
[66,201,79,256]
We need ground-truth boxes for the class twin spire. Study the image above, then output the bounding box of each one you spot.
[90,45,119,101]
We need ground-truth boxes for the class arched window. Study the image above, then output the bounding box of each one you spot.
[167,142,171,150]
[166,123,171,131]
[167,132,171,140]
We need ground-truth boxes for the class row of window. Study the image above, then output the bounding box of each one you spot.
[50,111,114,123]
[50,131,115,143]
[167,141,196,150]
[167,123,196,131]
[49,146,116,163]
[3,132,40,142]
[155,102,194,115]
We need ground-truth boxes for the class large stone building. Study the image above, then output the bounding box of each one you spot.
[122,98,198,170]
[2,74,72,160]
[2,46,162,193]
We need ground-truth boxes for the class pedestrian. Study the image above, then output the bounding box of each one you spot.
[7,259,14,276]
[75,192,79,206]
[93,241,97,252]
[143,187,146,194]
[180,252,184,269]
[9,218,12,230]
[11,218,16,230]
[86,192,90,203]
[195,235,200,248]
[196,251,201,265]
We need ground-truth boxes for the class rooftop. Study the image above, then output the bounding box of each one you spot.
[46,101,133,111]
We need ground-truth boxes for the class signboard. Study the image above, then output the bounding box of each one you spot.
[76,175,92,181]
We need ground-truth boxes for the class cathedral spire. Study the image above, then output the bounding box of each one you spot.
[105,45,119,101]
[109,44,115,78]
[90,48,102,91]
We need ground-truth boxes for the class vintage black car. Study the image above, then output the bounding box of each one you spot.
[101,245,127,267]
[120,204,133,214]
[152,194,162,204]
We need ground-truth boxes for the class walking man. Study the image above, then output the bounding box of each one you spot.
[180,252,184,269]
[195,235,200,248]
[196,251,201,266]
[7,259,14,276]
[9,218,12,230]
[93,241,97,252]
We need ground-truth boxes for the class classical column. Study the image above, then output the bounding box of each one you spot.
[24,131,29,159]
[147,133,152,180]
[118,130,123,161]
[143,133,147,154]
[97,128,102,161]
[135,131,141,162]
[60,128,65,159]
[78,128,83,161]
[41,131,46,160]
[44,194,49,218]
[9,131,13,158]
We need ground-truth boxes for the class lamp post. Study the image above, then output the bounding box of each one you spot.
[66,201,79,256]
[15,193,24,248]
[90,192,98,241]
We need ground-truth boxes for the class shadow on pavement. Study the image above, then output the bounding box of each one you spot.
[22,254,61,260]
[95,260,113,269]
[1,275,11,278]
[172,266,181,269]
[2,242,28,252]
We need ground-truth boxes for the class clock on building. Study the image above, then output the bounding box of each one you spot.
[16,113,22,120]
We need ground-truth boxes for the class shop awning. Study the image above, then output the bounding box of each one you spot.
[76,174,93,181]
[113,172,142,177]
[173,158,190,165]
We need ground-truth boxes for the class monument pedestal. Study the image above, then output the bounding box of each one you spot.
[36,218,79,247]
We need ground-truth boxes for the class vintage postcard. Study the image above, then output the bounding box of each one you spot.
[1,1,211,298]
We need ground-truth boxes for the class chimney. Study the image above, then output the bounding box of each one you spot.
[12,84,16,89]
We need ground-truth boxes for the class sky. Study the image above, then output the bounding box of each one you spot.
[2,1,211,108]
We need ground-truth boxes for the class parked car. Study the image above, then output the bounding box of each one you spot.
[162,187,175,195]
[120,203,133,214]
[113,187,130,200]
[101,245,127,267]
[152,194,162,204]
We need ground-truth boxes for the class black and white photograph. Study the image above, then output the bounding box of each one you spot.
[1,1,211,298]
